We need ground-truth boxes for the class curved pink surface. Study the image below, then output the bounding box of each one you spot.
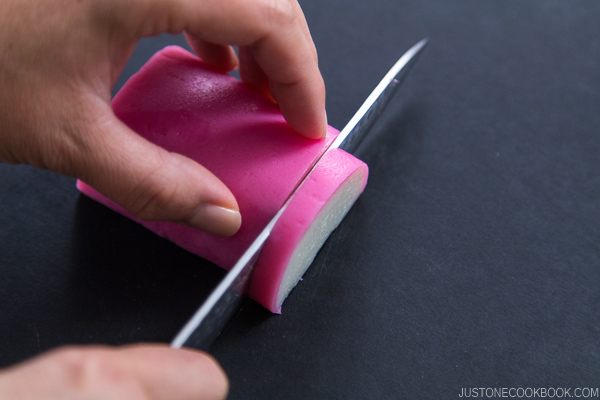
[77,46,368,311]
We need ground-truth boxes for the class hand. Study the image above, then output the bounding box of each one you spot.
[0,0,326,236]
[0,345,228,399]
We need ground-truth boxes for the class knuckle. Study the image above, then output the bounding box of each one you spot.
[260,0,298,28]
[49,347,104,385]
[77,351,117,386]
[126,153,192,222]
[131,182,179,221]
[124,153,169,220]
[53,347,113,385]
[316,74,326,97]
[50,346,93,373]
[52,347,146,398]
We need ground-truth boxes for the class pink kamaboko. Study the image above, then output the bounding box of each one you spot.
[77,46,368,313]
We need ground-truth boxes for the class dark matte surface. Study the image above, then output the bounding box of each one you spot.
[1,1,600,398]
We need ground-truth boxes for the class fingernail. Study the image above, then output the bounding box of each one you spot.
[190,204,242,236]
[228,55,239,71]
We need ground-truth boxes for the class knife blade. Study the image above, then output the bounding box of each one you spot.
[171,38,428,350]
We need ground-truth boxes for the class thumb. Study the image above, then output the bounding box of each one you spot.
[76,108,241,236]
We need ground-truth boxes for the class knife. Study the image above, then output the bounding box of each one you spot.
[171,38,428,350]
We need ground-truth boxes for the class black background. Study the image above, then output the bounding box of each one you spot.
[1,1,600,398]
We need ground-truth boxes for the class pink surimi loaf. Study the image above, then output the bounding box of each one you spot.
[77,46,368,312]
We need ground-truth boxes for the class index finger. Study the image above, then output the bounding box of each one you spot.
[132,0,327,138]
[247,6,327,139]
